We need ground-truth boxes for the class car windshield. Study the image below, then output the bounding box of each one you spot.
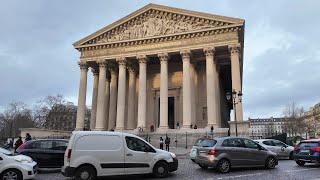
[299,142,319,148]
[0,147,12,155]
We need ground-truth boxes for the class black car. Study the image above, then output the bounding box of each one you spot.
[16,139,68,168]
[294,139,320,166]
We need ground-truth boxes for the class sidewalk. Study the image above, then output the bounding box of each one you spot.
[168,146,191,157]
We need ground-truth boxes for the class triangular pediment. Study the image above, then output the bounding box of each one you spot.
[74,3,244,47]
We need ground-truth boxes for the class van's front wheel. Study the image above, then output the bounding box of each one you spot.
[153,161,169,178]
[75,165,97,180]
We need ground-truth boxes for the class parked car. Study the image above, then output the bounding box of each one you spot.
[190,137,213,162]
[255,139,294,159]
[16,139,68,168]
[194,137,278,173]
[0,147,37,180]
[62,131,178,180]
[293,139,320,166]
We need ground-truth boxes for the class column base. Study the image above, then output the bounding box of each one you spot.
[115,127,125,131]
[157,126,169,133]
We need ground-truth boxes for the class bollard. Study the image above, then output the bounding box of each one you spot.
[185,132,188,149]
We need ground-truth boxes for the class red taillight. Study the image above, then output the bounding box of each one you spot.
[208,149,216,156]
[67,149,72,161]
[311,147,320,152]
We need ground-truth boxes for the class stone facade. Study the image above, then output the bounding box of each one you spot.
[73,4,245,132]
[248,117,286,139]
[304,103,320,138]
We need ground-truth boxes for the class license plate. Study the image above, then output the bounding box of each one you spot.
[301,150,310,154]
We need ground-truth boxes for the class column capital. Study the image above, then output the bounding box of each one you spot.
[127,65,137,74]
[78,61,88,70]
[116,57,126,66]
[203,47,216,57]
[158,53,168,62]
[97,59,107,68]
[228,44,241,55]
[180,49,191,60]
[137,55,147,64]
[91,66,99,76]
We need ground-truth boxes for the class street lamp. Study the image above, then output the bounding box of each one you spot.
[226,89,243,136]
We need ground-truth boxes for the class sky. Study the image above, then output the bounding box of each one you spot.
[0,0,319,119]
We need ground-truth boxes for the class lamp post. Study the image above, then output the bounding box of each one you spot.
[226,89,243,137]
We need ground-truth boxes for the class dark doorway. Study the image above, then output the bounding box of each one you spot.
[157,97,175,129]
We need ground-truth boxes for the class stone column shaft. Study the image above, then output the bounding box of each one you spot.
[89,68,99,130]
[204,47,220,128]
[95,60,107,130]
[127,66,136,130]
[137,56,147,129]
[108,68,118,130]
[104,76,110,130]
[181,50,192,128]
[229,45,243,121]
[116,58,127,130]
[159,53,168,129]
[76,61,88,130]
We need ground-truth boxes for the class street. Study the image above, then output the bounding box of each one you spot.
[36,157,320,180]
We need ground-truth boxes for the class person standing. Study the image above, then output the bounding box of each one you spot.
[176,122,180,129]
[159,137,164,150]
[25,133,32,142]
[14,137,23,152]
[165,135,170,151]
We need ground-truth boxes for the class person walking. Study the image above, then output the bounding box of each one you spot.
[14,137,23,152]
[25,133,32,142]
[165,135,170,151]
[159,137,164,150]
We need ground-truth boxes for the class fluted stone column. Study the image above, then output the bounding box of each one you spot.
[181,50,192,128]
[75,61,88,130]
[95,60,107,130]
[137,55,147,130]
[104,73,111,130]
[89,67,99,130]
[116,57,127,130]
[127,65,136,130]
[229,44,243,121]
[159,53,168,129]
[108,66,118,130]
[204,47,220,128]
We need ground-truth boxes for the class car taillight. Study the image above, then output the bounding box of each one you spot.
[311,147,320,152]
[294,146,300,152]
[67,149,72,162]
[208,149,216,156]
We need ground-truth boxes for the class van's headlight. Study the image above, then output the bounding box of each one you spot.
[170,152,176,159]
[13,156,32,163]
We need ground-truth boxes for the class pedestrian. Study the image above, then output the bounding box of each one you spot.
[9,138,14,149]
[194,124,197,129]
[211,125,214,133]
[190,124,193,129]
[159,137,164,150]
[165,135,170,151]
[25,133,32,142]
[176,122,180,129]
[14,136,23,152]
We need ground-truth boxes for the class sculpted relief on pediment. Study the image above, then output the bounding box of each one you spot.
[93,10,232,44]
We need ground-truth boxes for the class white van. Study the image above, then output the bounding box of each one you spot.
[61,131,178,180]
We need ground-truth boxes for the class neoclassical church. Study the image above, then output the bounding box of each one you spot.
[74,4,244,132]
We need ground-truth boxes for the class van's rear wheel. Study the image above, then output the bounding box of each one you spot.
[153,161,169,178]
[1,169,23,180]
[75,165,96,180]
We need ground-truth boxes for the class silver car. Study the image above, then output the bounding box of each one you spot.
[194,137,278,173]
[254,139,294,159]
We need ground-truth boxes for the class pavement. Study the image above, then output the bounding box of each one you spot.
[35,156,320,180]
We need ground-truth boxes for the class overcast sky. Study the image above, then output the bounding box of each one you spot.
[0,0,319,119]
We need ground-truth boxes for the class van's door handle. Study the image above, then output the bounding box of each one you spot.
[126,153,133,156]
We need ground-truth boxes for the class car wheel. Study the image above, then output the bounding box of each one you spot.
[1,169,23,180]
[198,164,208,169]
[265,157,277,169]
[289,152,294,160]
[217,159,231,173]
[75,165,97,180]
[296,160,305,166]
[153,161,169,178]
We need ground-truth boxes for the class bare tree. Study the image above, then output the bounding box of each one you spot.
[282,102,306,137]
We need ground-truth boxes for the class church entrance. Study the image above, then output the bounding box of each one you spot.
[158,97,175,129]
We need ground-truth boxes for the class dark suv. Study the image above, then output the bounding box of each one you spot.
[193,137,278,173]
[294,139,320,166]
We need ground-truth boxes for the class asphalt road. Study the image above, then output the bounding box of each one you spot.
[36,157,320,180]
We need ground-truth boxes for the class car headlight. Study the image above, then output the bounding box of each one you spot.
[13,156,32,163]
[170,152,176,159]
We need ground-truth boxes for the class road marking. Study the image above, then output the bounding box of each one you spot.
[212,172,266,180]
[284,168,317,173]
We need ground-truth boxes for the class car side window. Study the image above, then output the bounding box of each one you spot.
[222,138,245,148]
[243,139,260,149]
[39,141,53,149]
[263,140,274,146]
[52,141,68,150]
[273,140,286,147]
[125,136,155,153]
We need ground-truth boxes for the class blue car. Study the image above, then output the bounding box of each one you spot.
[294,139,320,166]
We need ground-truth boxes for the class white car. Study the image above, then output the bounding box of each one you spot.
[61,131,178,180]
[0,147,37,180]
[254,139,294,159]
